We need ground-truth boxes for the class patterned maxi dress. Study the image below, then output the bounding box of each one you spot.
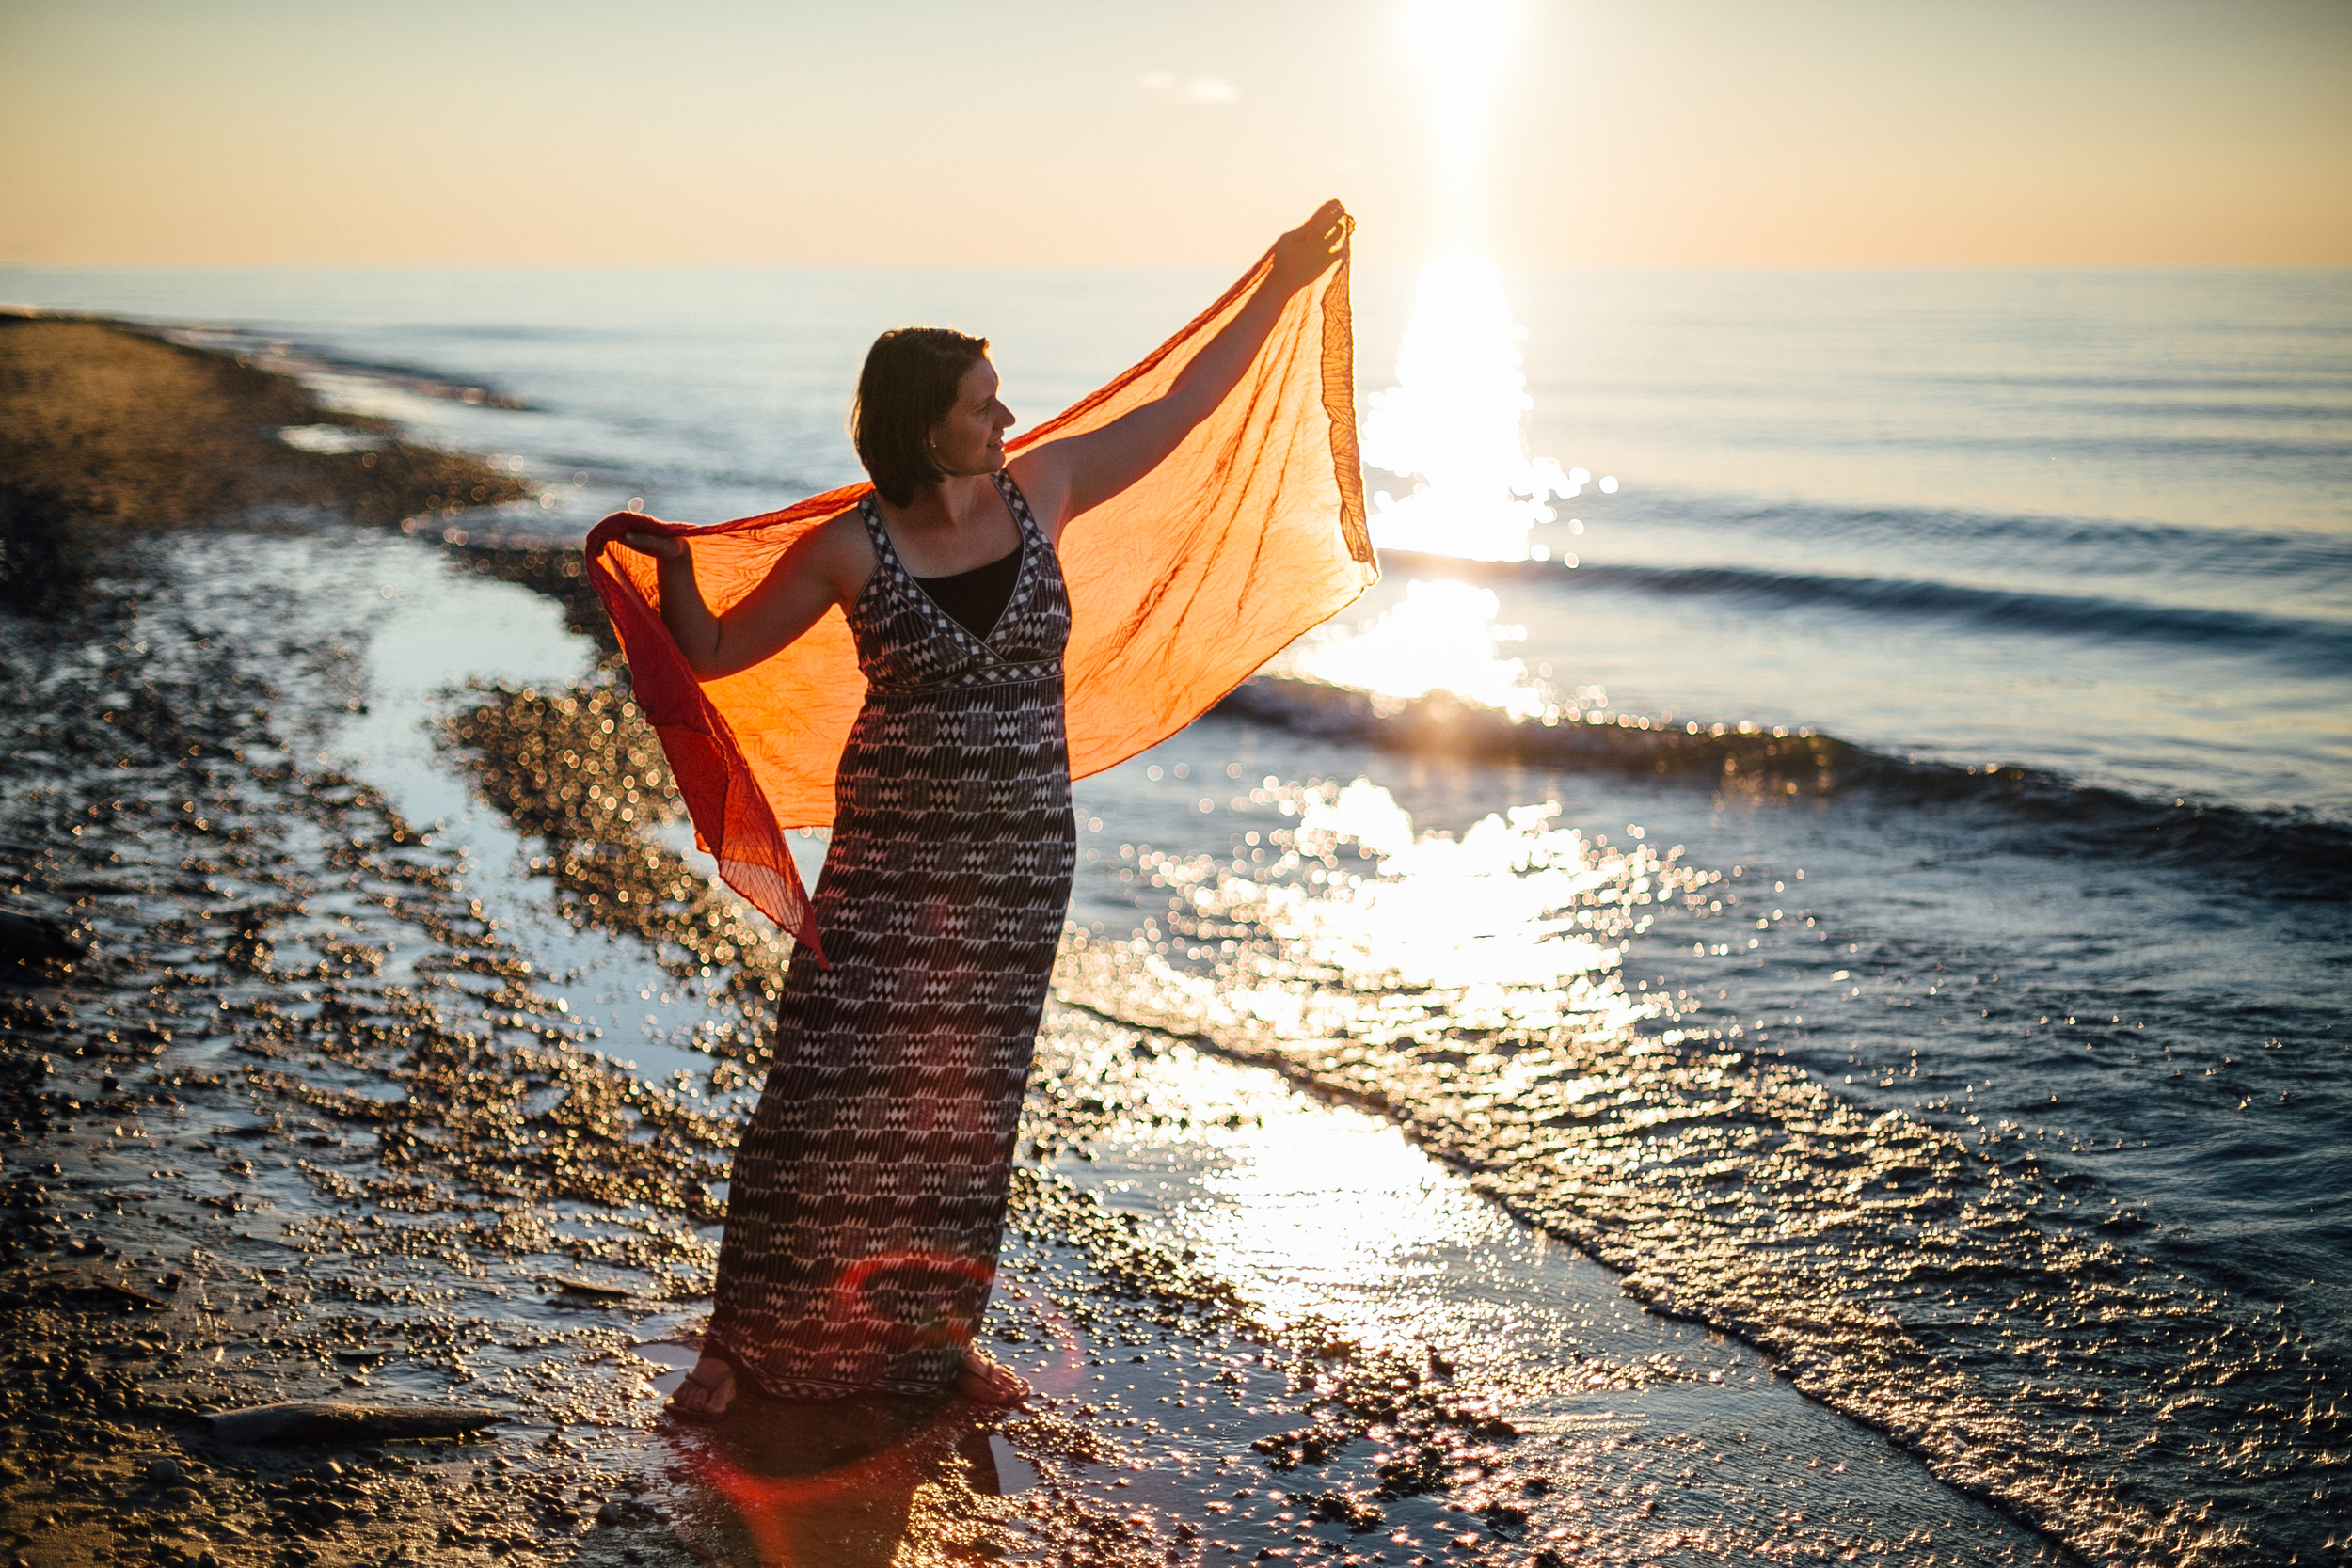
[703,470,1075,1399]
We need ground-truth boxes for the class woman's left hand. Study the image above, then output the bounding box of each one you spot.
[1268,199,1352,294]
[1010,198,1353,533]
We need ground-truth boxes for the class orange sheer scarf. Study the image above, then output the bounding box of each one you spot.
[585,230,1376,960]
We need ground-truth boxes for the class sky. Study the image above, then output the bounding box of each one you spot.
[2,0,2347,269]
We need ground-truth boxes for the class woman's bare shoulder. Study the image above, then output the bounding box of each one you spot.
[794,501,882,599]
[799,504,871,548]
[1006,447,1075,538]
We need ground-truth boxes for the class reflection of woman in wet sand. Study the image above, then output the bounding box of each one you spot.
[616,202,1352,1418]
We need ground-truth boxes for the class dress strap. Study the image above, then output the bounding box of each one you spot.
[992,470,1047,549]
[856,494,896,564]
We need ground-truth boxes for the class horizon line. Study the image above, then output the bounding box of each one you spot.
[5,259,2349,276]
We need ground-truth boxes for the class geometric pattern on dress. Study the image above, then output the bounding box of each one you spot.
[704,470,1077,1399]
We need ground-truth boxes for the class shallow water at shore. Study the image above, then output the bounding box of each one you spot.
[1,519,2083,1566]
[12,506,2341,1565]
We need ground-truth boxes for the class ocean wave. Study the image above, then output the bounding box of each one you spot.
[147,324,536,409]
[1622,499,2352,578]
[1212,675,2352,901]
[1909,430,2352,462]
[1050,780,2351,1566]
[1379,548,2352,666]
[1580,562,2352,657]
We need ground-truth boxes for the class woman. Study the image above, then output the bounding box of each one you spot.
[620,200,1352,1417]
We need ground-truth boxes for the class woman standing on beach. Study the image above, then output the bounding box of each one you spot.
[614,201,1353,1417]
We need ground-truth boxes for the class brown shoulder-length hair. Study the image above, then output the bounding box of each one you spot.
[851,327,990,506]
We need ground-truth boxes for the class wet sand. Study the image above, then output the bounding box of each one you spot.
[2,320,2067,1567]
[0,312,529,536]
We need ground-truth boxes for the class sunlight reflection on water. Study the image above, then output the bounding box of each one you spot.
[1269,578,1560,721]
[1059,770,1697,1351]
[1360,254,1599,564]
[1048,762,1703,1381]
[1079,1093,1533,1388]
[1066,776,1686,1059]
[1171,1076,1514,1339]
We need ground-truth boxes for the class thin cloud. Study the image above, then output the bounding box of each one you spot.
[1136,71,1239,106]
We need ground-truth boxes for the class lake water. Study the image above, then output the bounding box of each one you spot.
[8,260,2346,1563]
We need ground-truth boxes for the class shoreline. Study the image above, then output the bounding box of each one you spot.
[0,315,2163,1567]
[0,310,529,534]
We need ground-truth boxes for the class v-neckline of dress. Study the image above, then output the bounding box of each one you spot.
[866,477,1030,653]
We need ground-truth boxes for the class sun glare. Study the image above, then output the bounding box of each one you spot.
[1402,0,1517,241]
[1364,0,1603,567]
[1360,256,1586,564]
[1272,578,1551,720]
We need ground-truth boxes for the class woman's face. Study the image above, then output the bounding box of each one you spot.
[929,357,1015,477]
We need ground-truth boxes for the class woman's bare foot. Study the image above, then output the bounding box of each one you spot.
[954,1348,1030,1406]
[667,1354,736,1420]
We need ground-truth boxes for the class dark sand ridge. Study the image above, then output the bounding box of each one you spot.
[0,313,529,534]
[1,318,2072,1568]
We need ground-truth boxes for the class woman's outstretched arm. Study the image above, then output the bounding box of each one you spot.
[615,514,866,679]
[1011,199,1350,538]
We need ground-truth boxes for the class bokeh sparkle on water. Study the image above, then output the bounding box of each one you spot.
[1057,737,2349,1566]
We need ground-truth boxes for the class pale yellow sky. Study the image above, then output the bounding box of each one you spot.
[3,0,2346,268]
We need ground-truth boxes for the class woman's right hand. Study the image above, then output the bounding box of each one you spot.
[626,509,870,679]
[616,530,684,561]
